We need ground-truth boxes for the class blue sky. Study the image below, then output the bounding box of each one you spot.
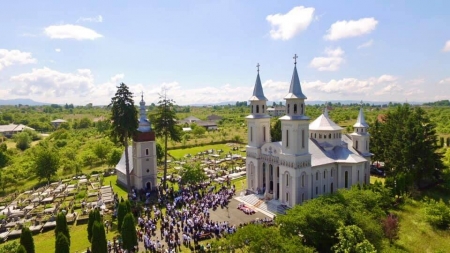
[0,0,449,105]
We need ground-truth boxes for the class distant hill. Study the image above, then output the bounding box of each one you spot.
[188,100,423,107]
[0,98,50,106]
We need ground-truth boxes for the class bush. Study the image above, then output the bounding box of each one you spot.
[424,198,450,229]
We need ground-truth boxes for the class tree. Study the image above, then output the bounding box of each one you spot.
[156,143,164,165]
[270,119,281,142]
[15,132,31,151]
[332,225,376,253]
[15,245,27,253]
[0,151,9,168]
[93,140,110,164]
[20,227,35,253]
[33,144,60,184]
[91,221,107,253]
[117,201,129,230]
[55,212,70,247]
[121,213,138,251]
[87,209,101,242]
[55,232,70,253]
[153,92,181,189]
[179,163,208,185]
[109,83,138,193]
[382,213,400,244]
[107,148,122,168]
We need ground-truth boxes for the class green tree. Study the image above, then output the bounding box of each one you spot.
[87,209,101,242]
[121,213,138,251]
[91,221,107,253]
[0,151,9,168]
[156,142,164,165]
[55,232,70,253]
[179,163,208,185]
[107,148,122,168]
[93,140,110,164]
[109,83,138,193]
[55,212,70,247]
[15,131,31,151]
[33,144,60,184]
[19,227,35,253]
[15,245,27,253]
[332,225,376,253]
[270,119,281,142]
[117,201,128,230]
[153,92,181,189]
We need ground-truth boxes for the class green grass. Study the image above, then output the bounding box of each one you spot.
[103,175,128,199]
[168,143,245,160]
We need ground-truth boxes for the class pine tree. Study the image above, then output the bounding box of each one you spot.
[16,245,27,253]
[55,232,70,253]
[91,221,107,253]
[117,201,128,230]
[54,212,70,247]
[121,213,138,251]
[20,227,35,253]
[87,209,101,242]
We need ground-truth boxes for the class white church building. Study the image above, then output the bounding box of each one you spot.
[245,58,371,207]
[116,95,158,191]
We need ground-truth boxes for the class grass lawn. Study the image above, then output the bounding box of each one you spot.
[103,175,128,199]
[168,143,244,160]
[370,176,386,185]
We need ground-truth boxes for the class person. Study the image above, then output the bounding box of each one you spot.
[86,247,91,253]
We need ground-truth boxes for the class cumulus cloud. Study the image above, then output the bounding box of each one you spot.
[44,24,103,40]
[324,18,378,41]
[309,47,345,71]
[266,6,315,40]
[357,39,373,49]
[0,49,37,71]
[439,78,450,84]
[77,15,103,23]
[443,40,450,52]
[55,48,61,52]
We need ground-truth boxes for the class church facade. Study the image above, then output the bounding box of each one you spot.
[245,58,371,207]
[116,95,158,190]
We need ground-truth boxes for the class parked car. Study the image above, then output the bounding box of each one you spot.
[370,165,386,177]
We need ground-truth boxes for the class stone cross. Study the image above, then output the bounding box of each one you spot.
[293,54,298,65]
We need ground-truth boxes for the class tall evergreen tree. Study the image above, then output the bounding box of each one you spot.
[87,209,101,242]
[16,245,27,253]
[121,213,138,251]
[91,221,107,253]
[55,232,70,253]
[109,83,138,193]
[20,227,35,253]
[54,212,70,247]
[153,91,181,189]
[117,201,128,230]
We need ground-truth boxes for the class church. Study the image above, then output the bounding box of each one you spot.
[115,95,158,191]
[245,56,371,207]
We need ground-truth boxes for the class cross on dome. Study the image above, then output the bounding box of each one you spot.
[257,63,260,73]
[293,54,298,65]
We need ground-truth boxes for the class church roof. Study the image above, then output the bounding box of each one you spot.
[309,110,343,131]
[249,72,268,101]
[284,66,307,100]
[353,107,369,128]
[309,137,367,167]
[137,95,151,132]
[115,146,134,174]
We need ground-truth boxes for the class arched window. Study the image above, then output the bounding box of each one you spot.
[262,105,265,113]
[324,134,327,139]
[263,126,266,142]
[301,104,304,114]
[314,133,317,138]
[319,134,322,139]
[302,129,305,148]
[286,174,289,186]
[324,171,326,179]
[329,133,331,139]
[287,104,290,114]
[286,192,289,203]
[256,105,259,113]
[145,149,149,156]
[277,167,279,177]
[262,163,266,188]
[294,104,297,114]
[345,171,349,188]
[286,130,289,147]
[250,127,253,142]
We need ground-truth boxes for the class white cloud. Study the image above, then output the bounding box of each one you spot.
[377,75,397,83]
[266,6,315,40]
[357,39,373,49]
[44,24,103,40]
[443,40,450,52]
[324,18,378,41]
[0,49,37,71]
[77,15,103,23]
[309,47,345,71]
[439,78,450,84]
[55,48,61,52]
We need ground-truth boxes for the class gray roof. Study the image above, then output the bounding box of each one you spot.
[309,137,367,167]
[249,72,268,101]
[51,119,67,123]
[309,112,343,131]
[184,116,201,121]
[138,96,151,132]
[0,124,35,132]
[284,66,307,100]
[353,107,369,128]
[115,146,134,174]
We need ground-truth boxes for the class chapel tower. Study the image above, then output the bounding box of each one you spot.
[350,105,371,157]
[132,94,158,190]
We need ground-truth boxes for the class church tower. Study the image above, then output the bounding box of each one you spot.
[246,64,271,192]
[132,94,158,190]
[350,106,371,157]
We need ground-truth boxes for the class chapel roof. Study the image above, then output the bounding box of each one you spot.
[284,65,307,100]
[353,107,369,128]
[309,107,343,131]
[249,68,268,101]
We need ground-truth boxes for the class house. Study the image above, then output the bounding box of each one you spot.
[245,58,371,208]
[178,116,218,130]
[267,106,285,117]
[196,121,218,131]
[51,119,67,128]
[0,124,35,138]
[207,114,223,121]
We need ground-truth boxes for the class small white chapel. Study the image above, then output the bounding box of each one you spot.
[245,56,371,207]
[116,95,158,190]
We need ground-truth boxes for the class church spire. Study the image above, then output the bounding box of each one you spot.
[353,104,369,128]
[249,63,268,101]
[138,93,151,132]
[284,54,307,99]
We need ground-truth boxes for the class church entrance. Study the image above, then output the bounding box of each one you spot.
[146,182,152,190]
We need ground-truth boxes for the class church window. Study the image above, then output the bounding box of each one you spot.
[146,169,149,173]
[345,171,349,188]
[314,133,317,138]
[319,134,322,139]
[287,104,290,114]
[286,130,289,147]
[263,127,266,142]
[286,192,289,203]
[301,174,305,187]
[263,163,266,188]
[329,133,331,139]
[301,104,304,114]
[277,167,279,177]
[256,105,259,113]
[250,127,253,142]
[324,134,326,139]
[286,174,289,186]
[262,105,265,113]
[145,148,149,156]
[294,104,297,114]
[356,140,359,150]
[302,130,305,148]
[324,171,326,179]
